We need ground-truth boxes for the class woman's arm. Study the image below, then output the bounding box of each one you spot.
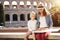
[49,15,53,28]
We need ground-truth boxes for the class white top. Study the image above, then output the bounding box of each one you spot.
[39,16,48,28]
[28,20,37,31]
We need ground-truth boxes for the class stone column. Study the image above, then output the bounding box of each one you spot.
[9,14,12,27]
[18,14,20,22]
[10,0,12,9]
[25,13,28,22]
[10,14,13,21]
[17,1,19,9]
[10,14,12,21]
[25,0,27,8]
[2,0,5,8]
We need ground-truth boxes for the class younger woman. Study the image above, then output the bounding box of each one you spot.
[24,11,38,40]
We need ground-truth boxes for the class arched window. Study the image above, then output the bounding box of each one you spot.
[33,1,37,8]
[5,14,10,21]
[4,1,10,8]
[20,14,25,21]
[27,14,30,20]
[26,1,31,8]
[12,1,17,9]
[19,1,24,8]
[13,14,18,21]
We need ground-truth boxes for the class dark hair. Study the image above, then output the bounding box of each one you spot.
[38,9,47,16]
[38,6,44,8]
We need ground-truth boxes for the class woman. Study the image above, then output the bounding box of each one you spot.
[36,4,53,40]
[24,11,38,40]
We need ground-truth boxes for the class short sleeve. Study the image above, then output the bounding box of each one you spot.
[27,21,32,31]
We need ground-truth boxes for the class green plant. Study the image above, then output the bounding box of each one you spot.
[0,3,5,26]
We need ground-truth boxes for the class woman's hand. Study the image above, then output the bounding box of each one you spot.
[38,27,47,31]
[36,27,39,30]
[50,24,53,28]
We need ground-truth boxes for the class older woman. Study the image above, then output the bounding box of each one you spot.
[35,4,53,40]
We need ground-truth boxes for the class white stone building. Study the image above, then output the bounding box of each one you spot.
[0,0,52,27]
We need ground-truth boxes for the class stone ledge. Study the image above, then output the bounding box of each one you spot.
[0,32,60,40]
[48,33,60,39]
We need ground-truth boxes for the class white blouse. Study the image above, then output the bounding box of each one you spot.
[39,16,48,28]
[28,20,37,31]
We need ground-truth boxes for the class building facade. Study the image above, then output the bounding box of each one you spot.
[0,0,52,27]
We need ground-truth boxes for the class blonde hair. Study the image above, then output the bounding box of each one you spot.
[30,11,36,15]
[30,11,36,18]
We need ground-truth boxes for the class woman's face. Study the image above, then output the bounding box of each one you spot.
[30,14,35,20]
[38,8,44,13]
